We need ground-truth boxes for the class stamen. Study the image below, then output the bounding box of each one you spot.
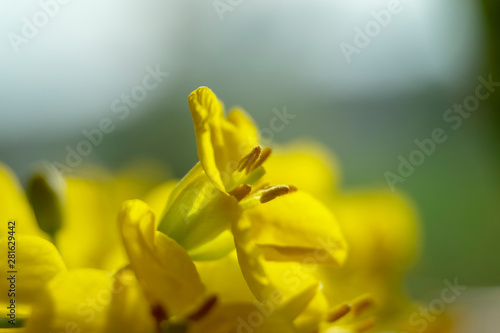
[151,304,168,332]
[288,185,298,193]
[325,302,351,323]
[188,295,218,321]
[245,146,263,174]
[260,185,290,203]
[250,147,272,172]
[237,146,262,172]
[229,184,252,202]
[351,294,375,317]
[353,316,376,332]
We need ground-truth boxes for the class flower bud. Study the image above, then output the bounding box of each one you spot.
[26,162,65,237]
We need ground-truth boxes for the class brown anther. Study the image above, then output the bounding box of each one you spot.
[351,294,375,317]
[245,146,263,174]
[229,184,252,202]
[288,185,298,193]
[260,185,290,203]
[188,295,218,321]
[151,304,168,331]
[250,147,272,172]
[353,316,376,332]
[237,146,262,172]
[325,302,351,323]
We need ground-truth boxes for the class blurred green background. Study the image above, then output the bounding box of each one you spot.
[0,0,499,298]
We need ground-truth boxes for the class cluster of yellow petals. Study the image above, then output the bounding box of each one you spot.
[0,87,452,333]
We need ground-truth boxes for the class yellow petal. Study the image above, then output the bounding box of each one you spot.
[293,291,329,333]
[119,200,205,317]
[247,191,348,265]
[25,269,112,333]
[317,191,421,318]
[105,268,155,333]
[261,141,340,200]
[0,328,24,332]
[57,178,127,270]
[0,234,66,305]
[189,303,297,333]
[332,191,420,273]
[188,87,227,192]
[57,162,165,270]
[195,251,255,303]
[0,164,45,238]
[232,215,320,320]
[222,108,260,165]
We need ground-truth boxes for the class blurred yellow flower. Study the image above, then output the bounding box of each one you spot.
[260,142,451,333]
[0,164,66,322]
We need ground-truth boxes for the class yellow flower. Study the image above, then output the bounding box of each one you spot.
[0,161,168,328]
[117,87,348,331]
[158,87,347,265]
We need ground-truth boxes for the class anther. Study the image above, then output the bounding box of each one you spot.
[229,184,252,202]
[250,147,272,172]
[351,294,375,317]
[325,302,351,323]
[151,304,168,332]
[260,185,290,203]
[237,146,262,172]
[353,316,376,332]
[245,146,263,174]
[188,295,218,321]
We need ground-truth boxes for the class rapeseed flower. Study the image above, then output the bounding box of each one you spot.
[0,87,447,333]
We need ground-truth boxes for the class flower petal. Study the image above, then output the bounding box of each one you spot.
[261,141,340,200]
[57,178,127,271]
[188,87,228,193]
[105,268,155,333]
[332,191,420,273]
[0,234,66,306]
[317,191,421,314]
[232,215,321,321]
[222,108,260,165]
[119,200,205,317]
[189,303,298,333]
[25,269,112,333]
[247,191,347,265]
[195,251,255,304]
